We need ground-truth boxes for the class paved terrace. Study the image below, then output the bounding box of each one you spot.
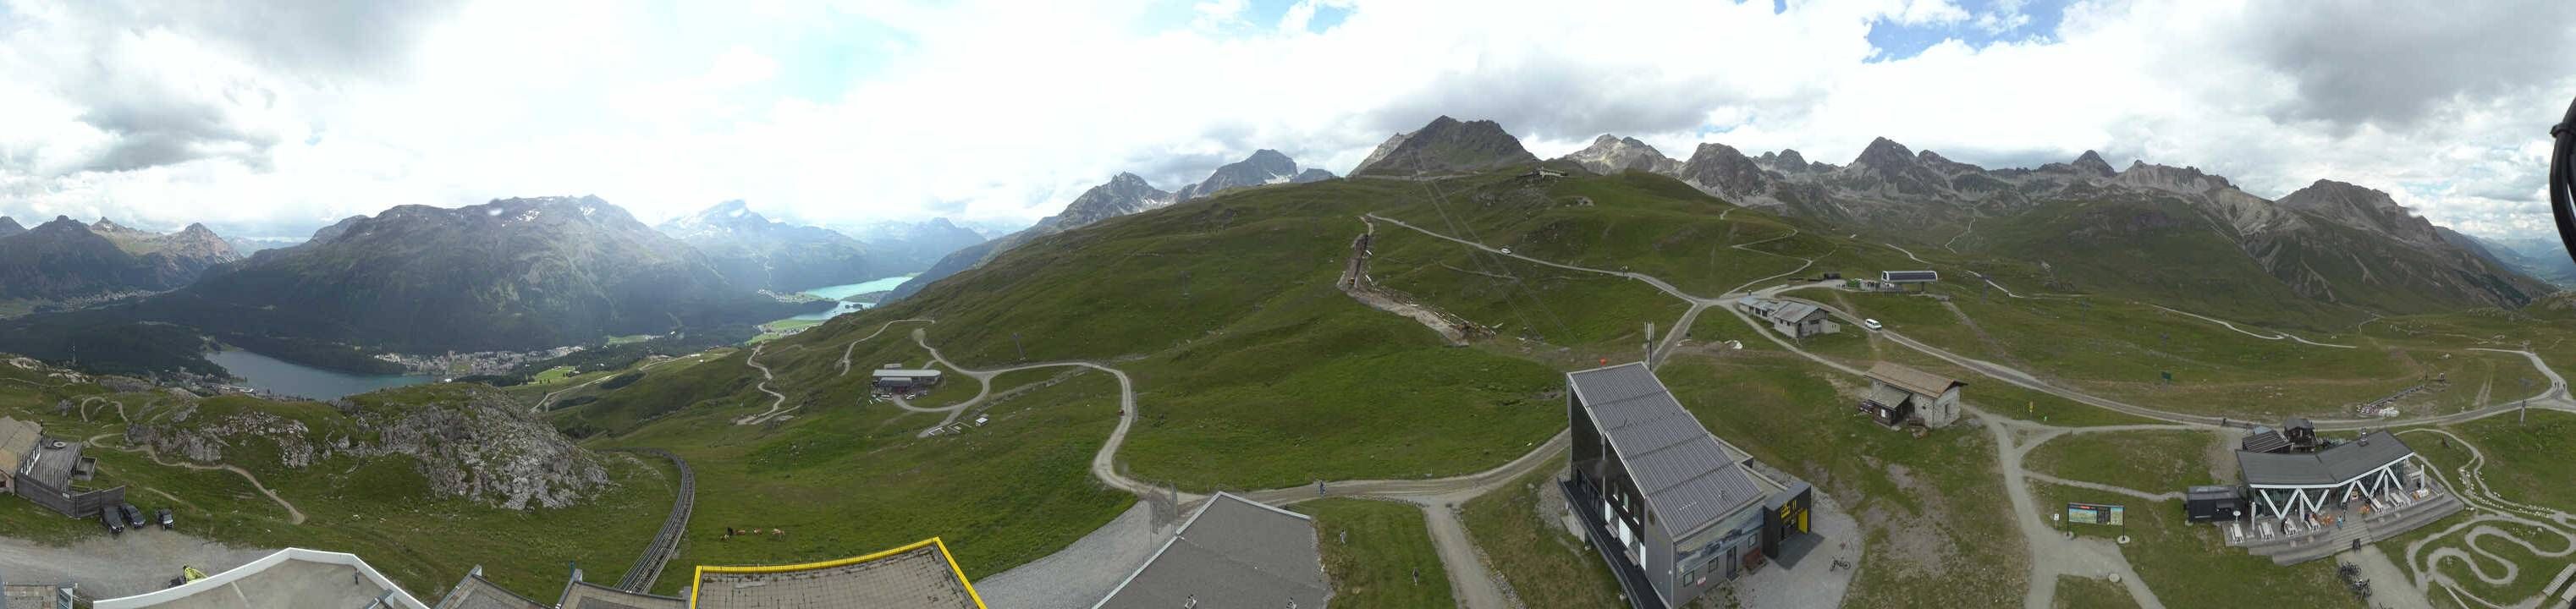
[690,539,981,609]
[92,548,429,609]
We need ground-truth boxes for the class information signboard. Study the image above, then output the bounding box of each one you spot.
[2067,502,2126,526]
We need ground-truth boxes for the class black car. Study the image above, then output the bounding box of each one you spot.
[102,509,124,535]
[120,503,146,529]
[157,508,175,529]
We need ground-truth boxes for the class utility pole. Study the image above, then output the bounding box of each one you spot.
[1643,322,1655,365]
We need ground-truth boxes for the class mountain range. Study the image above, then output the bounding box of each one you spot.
[887,148,1339,301]
[0,196,815,374]
[0,217,241,301]
[655,200,883,292]
[1553,133,2550,319]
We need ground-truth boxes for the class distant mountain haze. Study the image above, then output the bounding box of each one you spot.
[835,217,992,274]
[890,146,1340,302]
[656,200,883,291]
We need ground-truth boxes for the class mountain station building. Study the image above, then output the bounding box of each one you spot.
[1565,363,1818,609]
[871,369,944,391]
[0,416,121,518]
[1736,297,1841,340]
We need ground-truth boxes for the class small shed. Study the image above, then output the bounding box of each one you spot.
[1859,362,1966,429]
[2282,418,2317,450]
[2184,486,2246,523]
[2240,426,2292,453]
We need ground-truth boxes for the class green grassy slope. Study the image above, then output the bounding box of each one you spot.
[1292,498,1455,608]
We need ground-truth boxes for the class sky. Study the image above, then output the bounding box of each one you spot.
[0,0,2570,241]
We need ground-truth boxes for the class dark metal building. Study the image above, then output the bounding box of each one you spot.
[1564,363,1814,609]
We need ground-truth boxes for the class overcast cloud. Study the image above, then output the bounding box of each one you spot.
[0,0,2568,239]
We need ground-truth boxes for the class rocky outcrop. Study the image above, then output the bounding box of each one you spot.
[125,386,611,509]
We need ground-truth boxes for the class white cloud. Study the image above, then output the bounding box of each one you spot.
[0,0,2569,244]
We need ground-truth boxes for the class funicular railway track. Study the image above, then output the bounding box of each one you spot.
[614,447,696,593]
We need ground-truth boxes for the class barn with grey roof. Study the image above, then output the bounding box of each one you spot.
[1563,363,1816,609]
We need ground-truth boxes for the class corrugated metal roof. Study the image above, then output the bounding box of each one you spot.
[1863,384,1910,409]
[1866,362,1962,398]
[2238,431,2414,486]
[872,370,944,378]
[1768,302,1823,323]
[2239,430,2291,453]
[1569,363,1766,540]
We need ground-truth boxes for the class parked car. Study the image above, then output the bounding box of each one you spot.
[157,508,175,529]
[102,509,124,535]
[1862,318,1884,331]
[120,503,146,529]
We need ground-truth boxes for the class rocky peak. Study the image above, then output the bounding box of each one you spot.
[2276,179,2442,245]
[1679,142,1777,200]
[0,217,23,239]
[2036,150,2118,178]
[32,216,92,235]
[1349,115,1539,176]
[91,217,135,234]
[1175,149,1324,201]
[2073,151,2116,176]
[1038,173,1174,232]
[1850,137,1919,173]
[1559,134,1682,176]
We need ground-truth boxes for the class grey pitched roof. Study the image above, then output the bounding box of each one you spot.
[433,570,548,609]
[556,580,684,609]
[1866,362,1963,398]
[1569,363,1767,540]
[1767,302,1824,323]
[1093,492,1329,609]
[2237,431,2414,486]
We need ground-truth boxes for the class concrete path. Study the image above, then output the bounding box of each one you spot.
[2397,428,2576,608]
[2347,545,2436,609]
[977,502,1173,609]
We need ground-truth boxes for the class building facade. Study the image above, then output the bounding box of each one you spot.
[1565,363,1814,609]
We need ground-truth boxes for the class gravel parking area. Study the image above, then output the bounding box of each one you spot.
[0,530,272,600]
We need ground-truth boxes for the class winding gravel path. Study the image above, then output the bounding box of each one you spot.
[2150,305,2358,348]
